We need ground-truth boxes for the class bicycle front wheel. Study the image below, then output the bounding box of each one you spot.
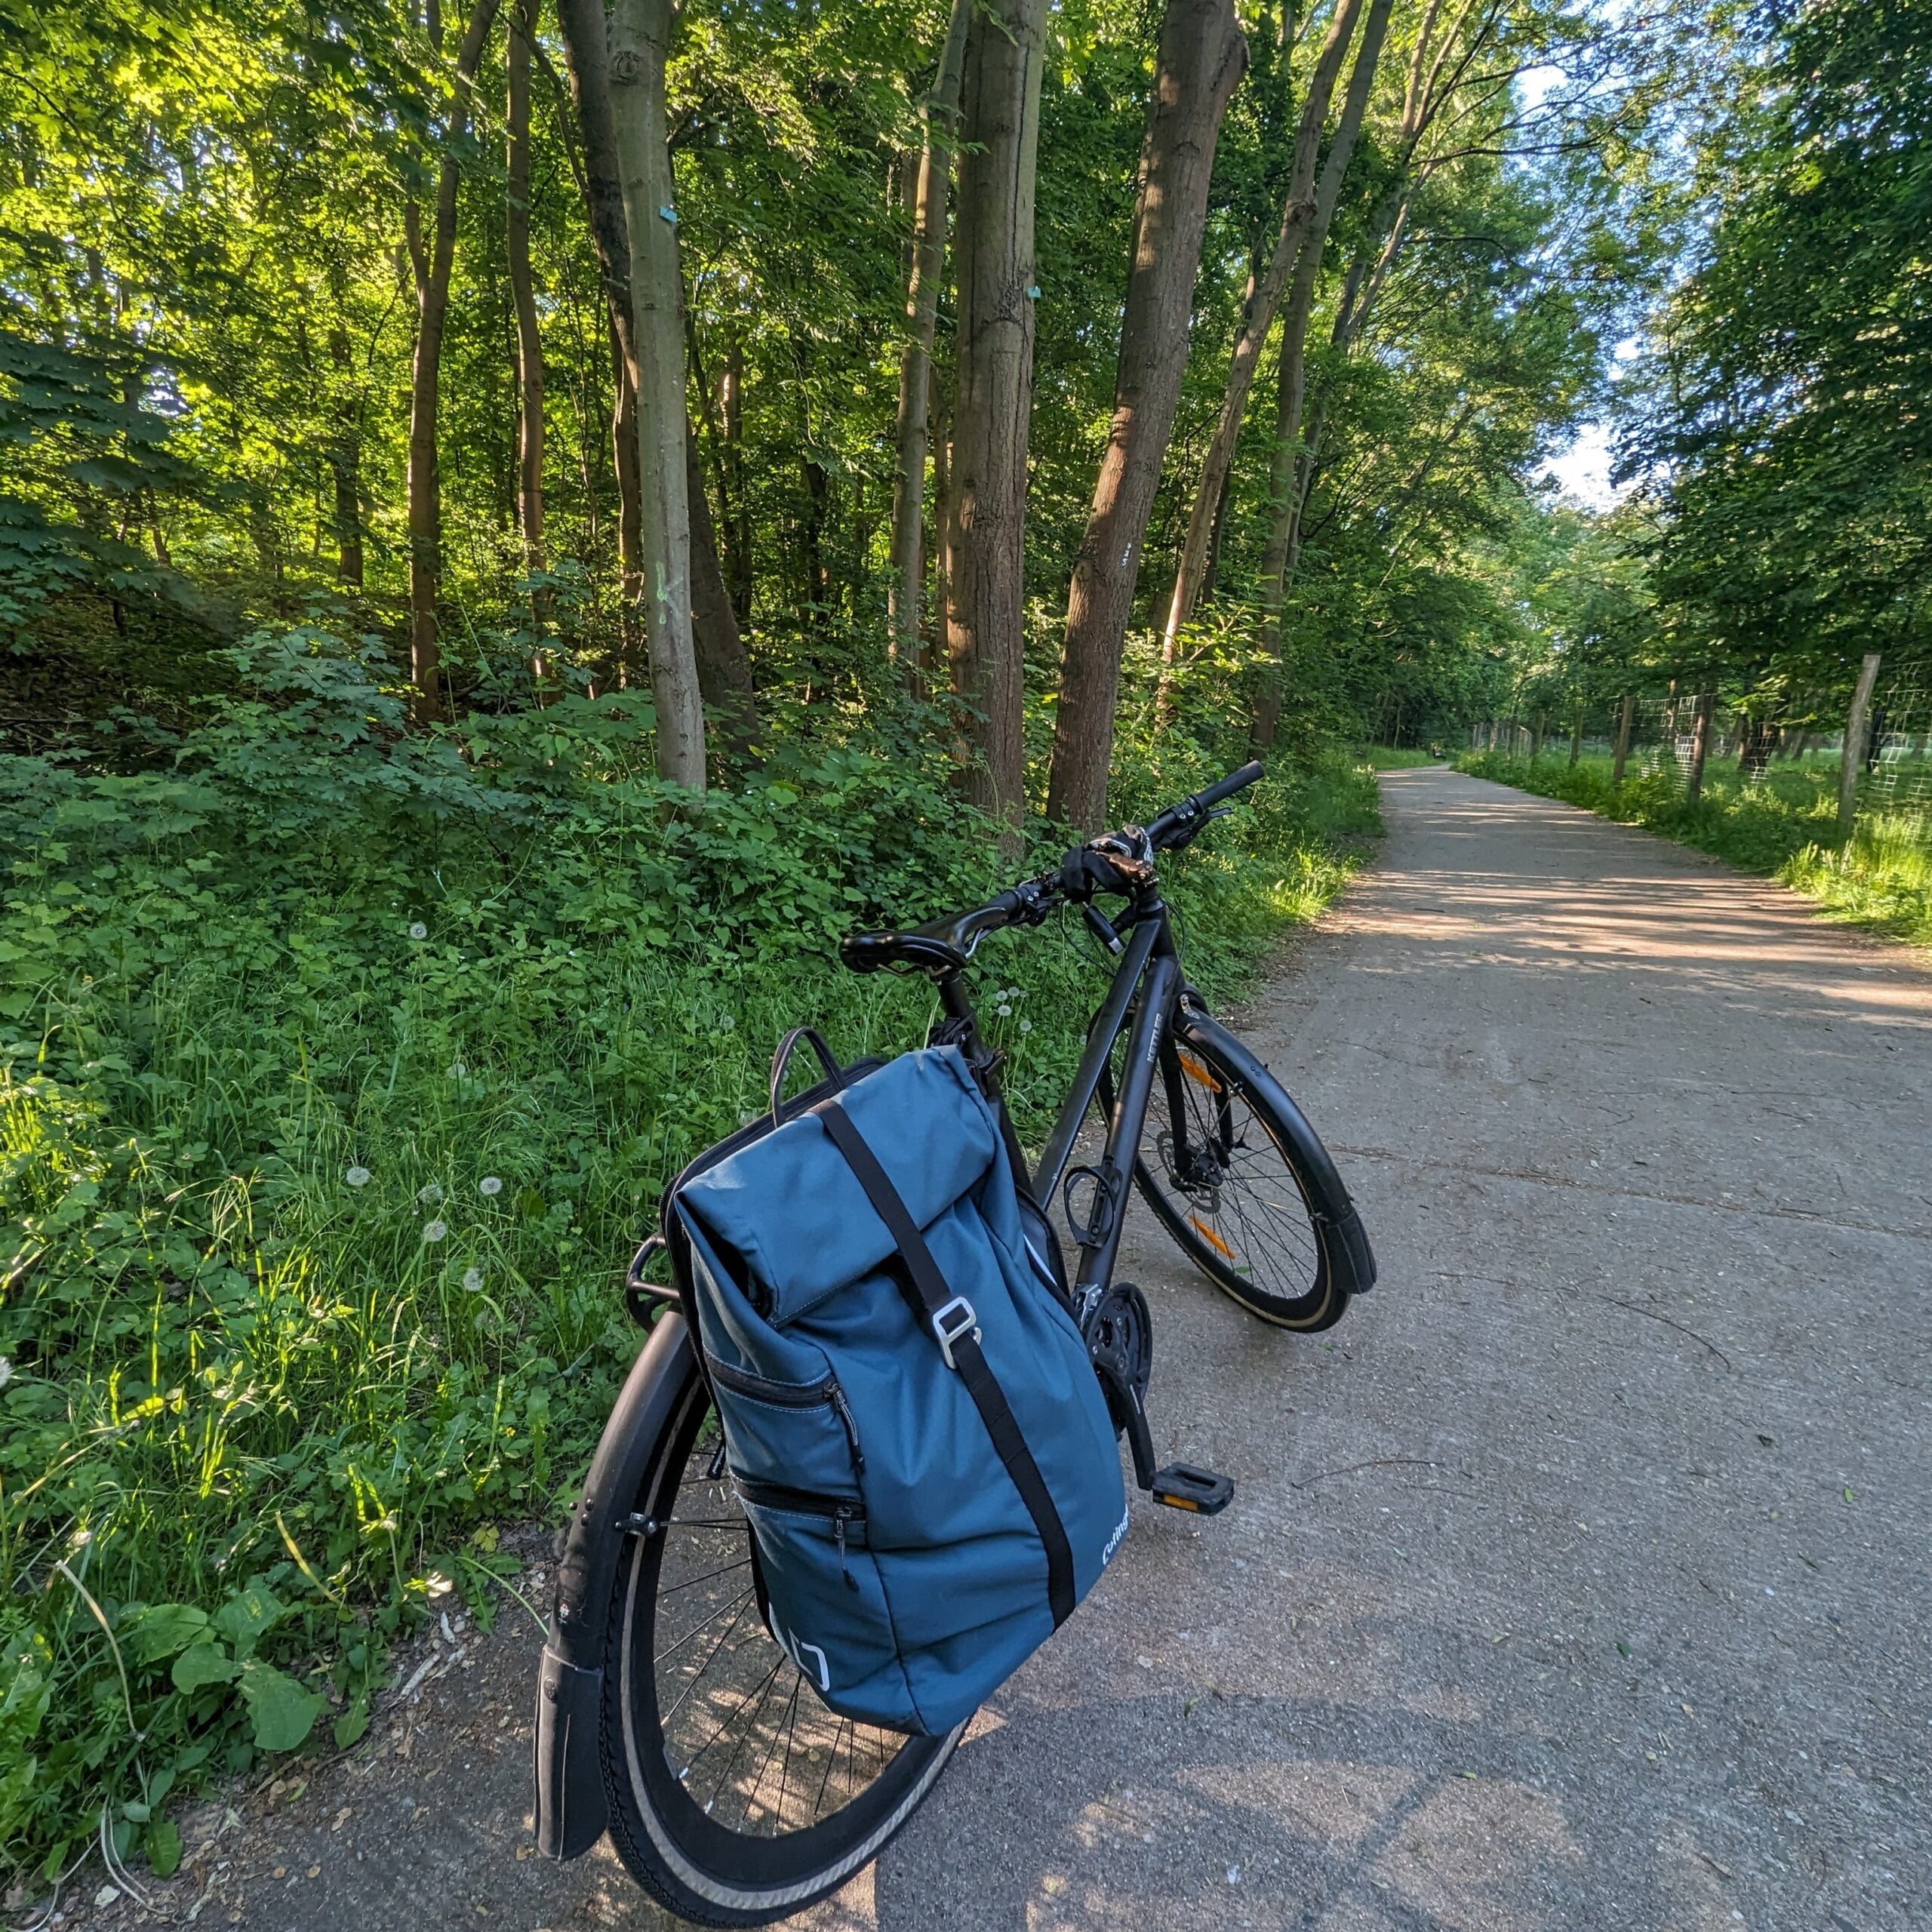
[1111,1008,1350,1331]
[598,1352,962,1927]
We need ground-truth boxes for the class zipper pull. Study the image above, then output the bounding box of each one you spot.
[827,1382,865,1473]
[834,1510,858,1591]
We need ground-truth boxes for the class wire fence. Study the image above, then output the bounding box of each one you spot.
[1467,672,1932,838]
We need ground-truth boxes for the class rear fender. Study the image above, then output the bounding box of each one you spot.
[533,1311,697,1860]
[1174,1008,1377,1297]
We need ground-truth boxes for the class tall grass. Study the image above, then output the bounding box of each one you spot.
[1455,749,1932,949]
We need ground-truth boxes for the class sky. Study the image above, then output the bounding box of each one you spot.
[1535,423,1626,509]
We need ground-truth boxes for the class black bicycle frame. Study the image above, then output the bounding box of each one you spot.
[931,890,1183,1318]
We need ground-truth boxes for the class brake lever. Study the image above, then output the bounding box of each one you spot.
[1080,902,1124,955]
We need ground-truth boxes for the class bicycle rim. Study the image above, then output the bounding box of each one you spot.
[1109,1022,1338,1327]
[601,1365,960,1926]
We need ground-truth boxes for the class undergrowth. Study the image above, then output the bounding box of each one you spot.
[0,623,1378,1888]
[1455,749,1932,948]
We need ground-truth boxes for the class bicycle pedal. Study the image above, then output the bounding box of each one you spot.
[1150,1463,1233,1515]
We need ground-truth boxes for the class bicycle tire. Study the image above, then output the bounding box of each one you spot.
[1103,1008,1349,1331]
[597,1353,964,1927]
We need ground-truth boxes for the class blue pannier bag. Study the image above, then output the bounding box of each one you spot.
[661,1035,1128,1737]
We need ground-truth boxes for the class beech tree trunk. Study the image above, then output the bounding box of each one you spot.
[888,0,972,681]
[1837,651,1882,838]
[1611,694,1634,786]
[946,0,1048,842]
[1154,0,1368,661]
[1044,0,1248,832]
[506,0,549,669]
[556,0,754,752]
[406,0,500,723]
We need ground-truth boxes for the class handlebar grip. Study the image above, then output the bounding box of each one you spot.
[1192,759,1266,812]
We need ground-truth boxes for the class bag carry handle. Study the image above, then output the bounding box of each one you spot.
[817,1098,1078,1629]
[769,1026,844,1124]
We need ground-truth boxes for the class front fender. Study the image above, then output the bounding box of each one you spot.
[533,1310,697,1860]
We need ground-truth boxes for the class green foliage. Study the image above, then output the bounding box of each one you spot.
[0,622,1377,1884]
[1455,749,1932,949]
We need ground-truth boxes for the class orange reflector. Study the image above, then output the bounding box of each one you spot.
[1187,1216,1236,1262]
[1177,1051,1222,1091]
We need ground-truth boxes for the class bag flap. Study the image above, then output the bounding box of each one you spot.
[676,1046,998,1325]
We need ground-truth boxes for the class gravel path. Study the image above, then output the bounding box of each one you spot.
[84,764,1932,1930]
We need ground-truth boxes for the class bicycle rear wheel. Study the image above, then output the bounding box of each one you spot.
[1106,1008,1349,1331]
[598,1355,961,1927]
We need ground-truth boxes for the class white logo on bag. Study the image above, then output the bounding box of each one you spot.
[770,1609,831,1692]
[1102,1506,1130,1566]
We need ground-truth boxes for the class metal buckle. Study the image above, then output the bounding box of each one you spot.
[931,1296,981,1371]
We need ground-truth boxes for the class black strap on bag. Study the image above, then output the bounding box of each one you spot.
[817,1099,1078,1629]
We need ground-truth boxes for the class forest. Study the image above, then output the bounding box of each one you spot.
[1,0,1925,1894]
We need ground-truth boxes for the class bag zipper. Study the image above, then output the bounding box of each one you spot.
[732,1477,865,1592]
[708,1360,866,1473]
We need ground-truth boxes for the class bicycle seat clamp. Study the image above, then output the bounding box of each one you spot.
[931,1296,981,1371]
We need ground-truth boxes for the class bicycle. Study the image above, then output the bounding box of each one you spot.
[532,759,1376,1924]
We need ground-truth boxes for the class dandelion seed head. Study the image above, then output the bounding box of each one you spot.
[462,1268,484,1293]
[478,1175,503,1198]
[345,1165,372,1188]
[448,1060,467,1079]
[996,1004,1012,1017]
[418,1183,444,1207]
[717,1014,735,1033]
[0,1358,11,1390]
[1018,1018,1032,1034]
[423,1220,447,1243]
[408,921,428,941]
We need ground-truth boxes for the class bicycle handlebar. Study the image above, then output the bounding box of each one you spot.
[838,761,1266,974]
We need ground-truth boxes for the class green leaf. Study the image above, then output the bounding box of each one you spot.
[145,1818,183,1879]
[332,1693,370,1751]
[171,1641,239,1693]
[213,1583,287,1660]
[126,1604,211,1666]
[238,1660,325,1752]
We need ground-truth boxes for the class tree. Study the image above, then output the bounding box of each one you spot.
[406,0,500,724]
[607,0,706,786]
[886,0,971,682]
[1155,0,1378,660]
[1044,0,1247,834]
[506,0,548,668]
[946,0,1048,838]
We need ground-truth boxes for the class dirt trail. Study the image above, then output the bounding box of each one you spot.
[68,764,1932,1930]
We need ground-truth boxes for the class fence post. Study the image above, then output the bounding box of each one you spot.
[1611,694,1633,789]
[1837,651,1884,841]
[1685,691,1715,804]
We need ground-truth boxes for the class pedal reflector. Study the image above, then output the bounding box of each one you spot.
[1150,1463,1233,1515]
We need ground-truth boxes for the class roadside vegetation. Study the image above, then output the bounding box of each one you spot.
[1456,749,1932,949]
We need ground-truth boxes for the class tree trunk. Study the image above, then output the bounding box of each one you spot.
[328,319,364,587]
[888,0,972,680]
[1155,0,1371,661]
[1837,651,1882,839]
[1530,712,1546,761]
[1569,705,1583,767]
[946,0,1048,843]
[1044,0,1248,833]
[720,332,751,621]
[1247,0,1393,752]
[1685,691,1715,804]
[928,394,951,660]
[611,320,643,666]
[558,0,753,758]
[506,0,549,673]
[1611,694,1634,786]
[686,430,758,755]
[406,0,500,723]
